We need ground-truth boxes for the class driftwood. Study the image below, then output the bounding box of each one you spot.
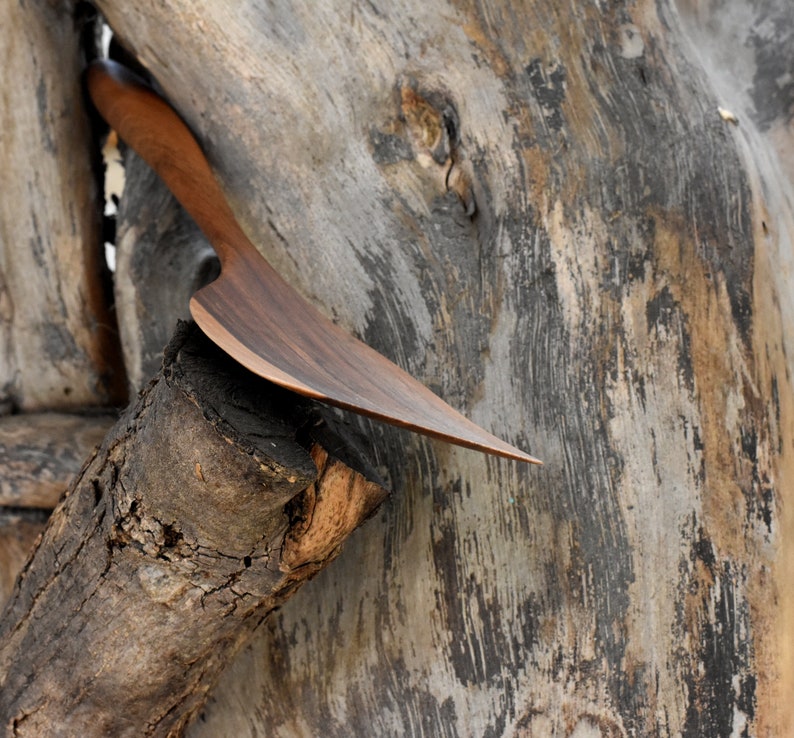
[0,324,387,736]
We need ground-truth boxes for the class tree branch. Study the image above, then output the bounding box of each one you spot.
[0,323,387,737]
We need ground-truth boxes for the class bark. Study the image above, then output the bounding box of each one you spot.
[0,324,387,736]
[86,0,792,735]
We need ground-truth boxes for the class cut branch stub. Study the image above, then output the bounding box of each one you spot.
[0,323,387,737]
[281,444,387,571]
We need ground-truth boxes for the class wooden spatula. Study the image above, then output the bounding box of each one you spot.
[86,59,540,464]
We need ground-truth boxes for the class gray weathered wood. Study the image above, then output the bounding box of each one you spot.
[0,1,124,622]
[1,0,788,732]
[91,0,793,734]
[0,0,125,411]
[0,413,115,509]
[0,411,115,609]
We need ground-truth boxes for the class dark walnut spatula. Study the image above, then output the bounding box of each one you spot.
[87,59,540,464]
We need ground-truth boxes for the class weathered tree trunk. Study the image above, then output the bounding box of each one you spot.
[88,0,792,735]
[0,0,126,610]
[2,0,793,735]
[0,325,386,736]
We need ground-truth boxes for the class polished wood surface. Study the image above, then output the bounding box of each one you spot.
[86,60,540,464]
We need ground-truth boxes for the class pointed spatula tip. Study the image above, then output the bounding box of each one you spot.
[452,437,543,466]
[502,449,543,465]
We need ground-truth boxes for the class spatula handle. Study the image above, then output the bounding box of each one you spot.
[87,60,246,265]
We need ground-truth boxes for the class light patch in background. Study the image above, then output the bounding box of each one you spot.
[101,130,124,273]
[100,23,122,272]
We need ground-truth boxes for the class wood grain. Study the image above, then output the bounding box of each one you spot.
[86,60,539,464]
[0,412,114,612]
[0,2,125,411]
[91,0,794,734]
[0,413,114,509]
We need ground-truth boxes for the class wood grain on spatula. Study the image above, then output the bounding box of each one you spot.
[86,59,541,464]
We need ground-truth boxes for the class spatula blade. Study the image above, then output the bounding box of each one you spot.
[86,59,541,465]
[190,248,541,464]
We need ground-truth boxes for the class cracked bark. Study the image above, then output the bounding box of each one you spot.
[0,324,387,737]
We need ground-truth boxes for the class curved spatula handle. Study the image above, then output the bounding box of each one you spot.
[87,59,541,465]
[87,61,245,265]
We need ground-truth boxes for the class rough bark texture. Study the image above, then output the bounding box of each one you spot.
[0,325,387,736]
[84,0,793,734]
